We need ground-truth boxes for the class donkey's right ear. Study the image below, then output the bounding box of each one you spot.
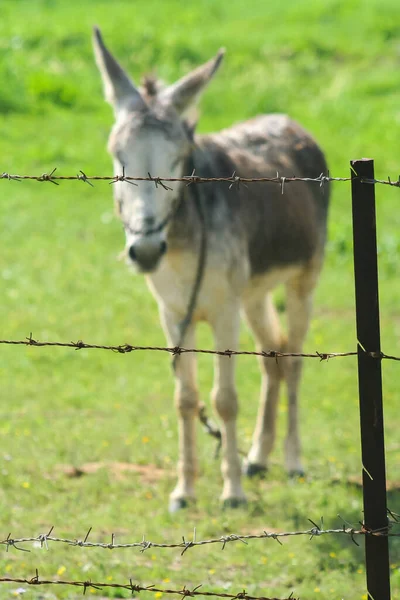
[92,26,146,115]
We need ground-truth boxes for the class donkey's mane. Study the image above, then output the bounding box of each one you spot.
[140,74,165,103]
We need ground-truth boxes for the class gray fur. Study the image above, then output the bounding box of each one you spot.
[175,115,329,276]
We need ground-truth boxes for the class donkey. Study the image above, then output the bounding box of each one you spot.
[92,27,330,510]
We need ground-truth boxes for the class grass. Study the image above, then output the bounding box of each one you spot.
[0,0,400,598]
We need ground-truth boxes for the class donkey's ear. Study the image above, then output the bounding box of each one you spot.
[92,26,146,115]
[159,49,225,115]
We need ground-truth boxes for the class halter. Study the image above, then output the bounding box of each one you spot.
[122,197,182,237]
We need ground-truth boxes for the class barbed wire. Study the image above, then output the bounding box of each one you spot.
[1,333,400,362]
[2,514,399,555]
[1,168,400,189]
[0,572,296,600]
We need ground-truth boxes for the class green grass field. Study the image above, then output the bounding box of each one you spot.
[1,0,400,598]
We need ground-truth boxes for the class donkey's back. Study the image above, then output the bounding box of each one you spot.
[194,113,329,278]
[216,113,328,184]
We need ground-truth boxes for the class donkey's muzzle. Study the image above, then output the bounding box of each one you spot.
[128,239,167,273]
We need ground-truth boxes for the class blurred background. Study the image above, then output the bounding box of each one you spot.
[0,1,399,598]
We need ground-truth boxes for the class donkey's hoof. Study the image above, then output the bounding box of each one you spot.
[244,462,268,478]
[288,469,306,480]
[222,497,247,509]
[168,497,189,513]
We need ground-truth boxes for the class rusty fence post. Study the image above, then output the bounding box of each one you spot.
[351,158,390,600]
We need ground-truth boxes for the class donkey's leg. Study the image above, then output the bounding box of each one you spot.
[159,308,198,511]
[283,269,319,476]
[211,301,246,506]
[242,291,285,477]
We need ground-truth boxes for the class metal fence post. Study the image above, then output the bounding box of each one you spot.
[351,158,390,600]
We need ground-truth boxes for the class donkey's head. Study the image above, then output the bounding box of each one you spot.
[93,27,224,273]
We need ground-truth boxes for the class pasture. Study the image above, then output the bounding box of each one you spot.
[1,0,400,598]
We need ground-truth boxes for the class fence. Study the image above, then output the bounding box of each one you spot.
[1,336,400,360]
[0,575,299,599]
[1,519,399,598]
[1,167,400,188]
[1,158,398,600]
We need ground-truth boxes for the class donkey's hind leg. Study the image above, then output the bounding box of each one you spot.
[242,290,285,477]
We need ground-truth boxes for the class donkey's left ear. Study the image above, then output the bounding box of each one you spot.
[159,49,225,115]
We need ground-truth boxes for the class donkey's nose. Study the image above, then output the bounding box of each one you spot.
[128,239,167,273]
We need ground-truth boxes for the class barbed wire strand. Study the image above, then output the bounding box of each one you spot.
[1,169,400,188]
[1,334,400,362]
[2,517,399,556]
[0,573,296,600]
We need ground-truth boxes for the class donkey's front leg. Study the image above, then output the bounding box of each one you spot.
[211,302,246,506]
[160,308,198,512]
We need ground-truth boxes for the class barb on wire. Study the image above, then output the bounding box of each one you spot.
[77,170,94,187]
[37,167,59,185]
[1,518,398,555]
[1,334,400,361]
[0,573,296,600]
[4,533,31,553]
[388,508,400,523]
[1,169,400,188]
